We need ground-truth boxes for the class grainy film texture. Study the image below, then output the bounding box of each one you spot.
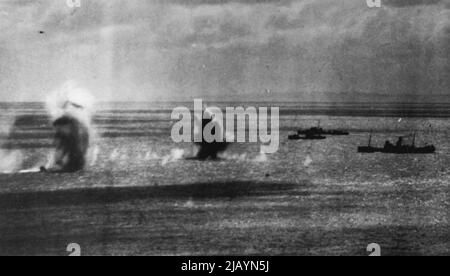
[0,0,449,256]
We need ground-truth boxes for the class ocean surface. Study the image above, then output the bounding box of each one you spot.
[0,102,449,255]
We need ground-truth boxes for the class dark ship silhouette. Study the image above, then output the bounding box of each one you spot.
[297,128,349,136]
[289,121,348,140]
[358,133,435,154]
[297,124,349,136]
[288,133,326,140]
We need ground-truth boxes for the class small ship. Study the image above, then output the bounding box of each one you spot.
[297,121,349,136]
[288,133,327,140]
[358,133,436,154]
[289,121,348,140]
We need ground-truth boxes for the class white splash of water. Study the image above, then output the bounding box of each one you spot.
[0,112,24,174]
[161,148,185,166]
[18,168,41,174]
[145,150,159,161]
[0,150,23,174]
[219,150,270,163]
[253,151,268,162]
[89,145,100,166]
[183,199,196,208]
[304,155,313,167]
[219,152,248,161]
[45,150,55,169]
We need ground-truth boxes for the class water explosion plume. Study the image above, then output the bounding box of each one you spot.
[194,107,229,160]
[43,81,96,173]
[0,109,24,174]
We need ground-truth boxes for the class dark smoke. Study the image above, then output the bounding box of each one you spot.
[45,115,90,173]
[195,117,229,160]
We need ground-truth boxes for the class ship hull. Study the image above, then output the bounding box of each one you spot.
[289,134,326,140]
[297,130,349,136]
[357,146,378,153]
[358,146,436,154]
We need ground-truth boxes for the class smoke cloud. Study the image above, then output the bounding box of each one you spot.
[0,112,23,174]
[44,81,96,173]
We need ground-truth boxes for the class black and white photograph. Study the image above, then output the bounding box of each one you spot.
[0,0,449,257]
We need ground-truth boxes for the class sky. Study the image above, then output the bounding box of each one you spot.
[0,0,448,102]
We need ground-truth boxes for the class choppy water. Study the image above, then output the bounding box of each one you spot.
[1,102,450,191]
[0,102,449,255]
